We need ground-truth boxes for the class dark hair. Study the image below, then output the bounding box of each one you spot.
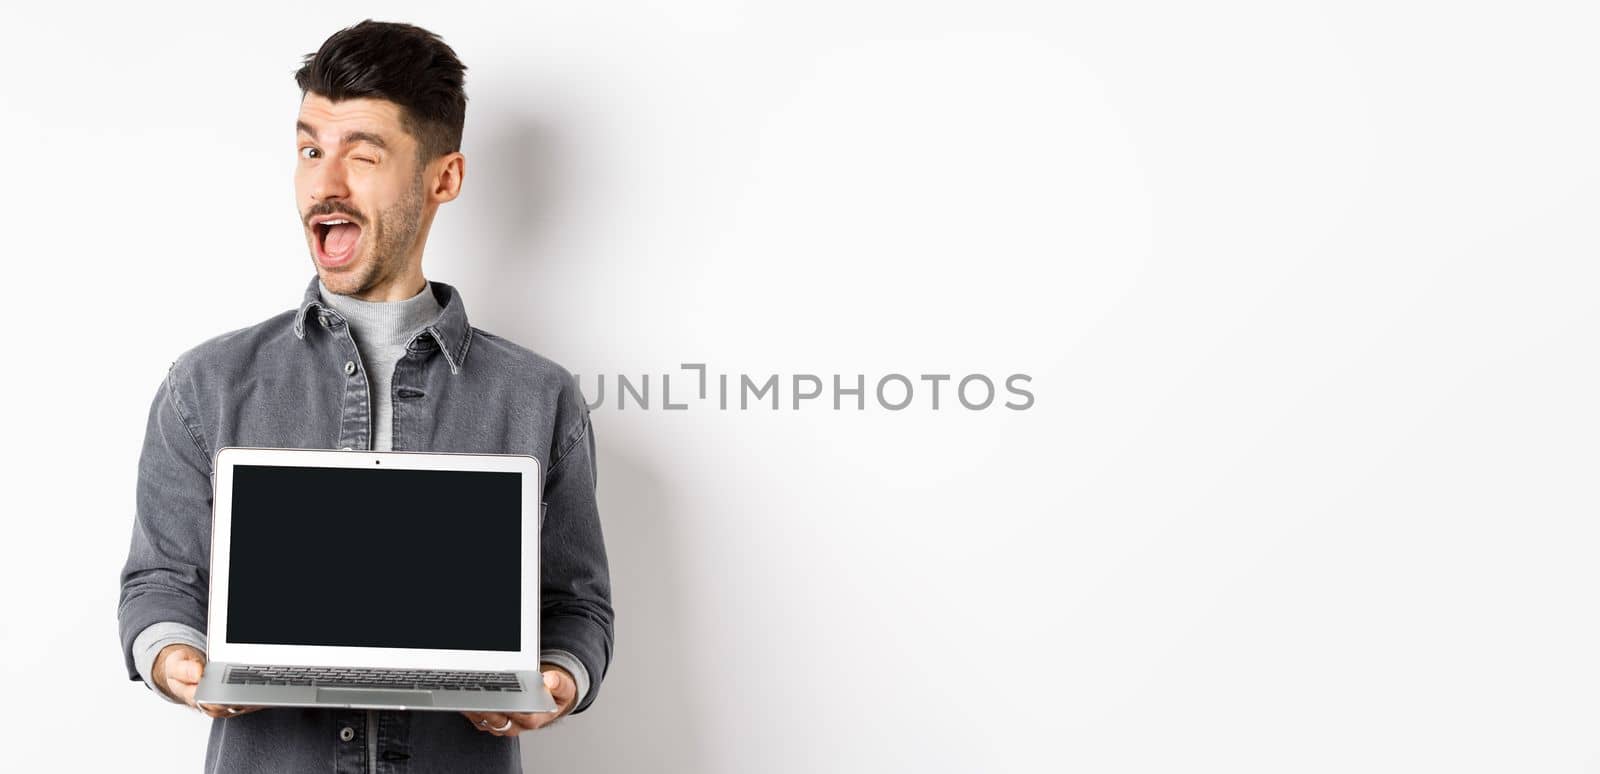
[294,19,468,167]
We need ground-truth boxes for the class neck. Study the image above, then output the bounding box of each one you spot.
[348,271,427,302]
[317,277,443,349]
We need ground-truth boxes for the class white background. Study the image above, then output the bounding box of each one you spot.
[2,1,1597,771]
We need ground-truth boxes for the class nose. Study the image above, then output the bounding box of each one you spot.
[308,154,350,205]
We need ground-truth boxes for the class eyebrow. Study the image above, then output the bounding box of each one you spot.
[296,120,390,151]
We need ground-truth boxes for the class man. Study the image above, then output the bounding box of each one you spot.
[116,19,614,772]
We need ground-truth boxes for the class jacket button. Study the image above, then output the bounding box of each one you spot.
[319,314,331,327]
[344,360,356,375]
[339,726,355,742]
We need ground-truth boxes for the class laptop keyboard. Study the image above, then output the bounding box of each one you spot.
[225,666,523,692]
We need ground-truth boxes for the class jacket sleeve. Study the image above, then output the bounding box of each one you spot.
[538,374,614,715]
[117,357,214,686]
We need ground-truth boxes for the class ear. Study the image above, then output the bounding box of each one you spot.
[429,151,466,204]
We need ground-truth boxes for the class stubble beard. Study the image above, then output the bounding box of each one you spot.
[319,171,426,299]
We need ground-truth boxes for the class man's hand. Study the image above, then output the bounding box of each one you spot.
[152,643,263,719]
[461,664,579,737]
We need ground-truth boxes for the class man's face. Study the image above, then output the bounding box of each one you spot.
[295,94,427,297]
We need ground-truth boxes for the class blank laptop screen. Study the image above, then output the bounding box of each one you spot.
[226,464,522,651]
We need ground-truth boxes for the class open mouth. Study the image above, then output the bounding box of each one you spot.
[314,218,363,267]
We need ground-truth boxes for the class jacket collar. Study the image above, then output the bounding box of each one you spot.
[292,274,473,374]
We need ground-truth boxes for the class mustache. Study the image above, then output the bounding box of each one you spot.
[304,204,364,226]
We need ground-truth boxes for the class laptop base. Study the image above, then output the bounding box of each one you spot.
[195,665,559,713]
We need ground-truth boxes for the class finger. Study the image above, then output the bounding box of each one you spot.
[170,679,200,706]
[542,669,577,707]
[197,702,233,719]
[472,712,513,736]
[170,659,205,684]
[508,712,548,731]
[541,673,577,719]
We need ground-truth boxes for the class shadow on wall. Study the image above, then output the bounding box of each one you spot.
[462,112,708,772]
[457,110,557,270]
[525,446,707,771]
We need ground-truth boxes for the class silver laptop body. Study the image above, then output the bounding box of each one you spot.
[194,446,559,713]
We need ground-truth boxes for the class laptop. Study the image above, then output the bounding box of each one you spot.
[194,446,560,713]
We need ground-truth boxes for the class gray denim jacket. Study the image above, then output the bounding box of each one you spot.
[117,275,614,773]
